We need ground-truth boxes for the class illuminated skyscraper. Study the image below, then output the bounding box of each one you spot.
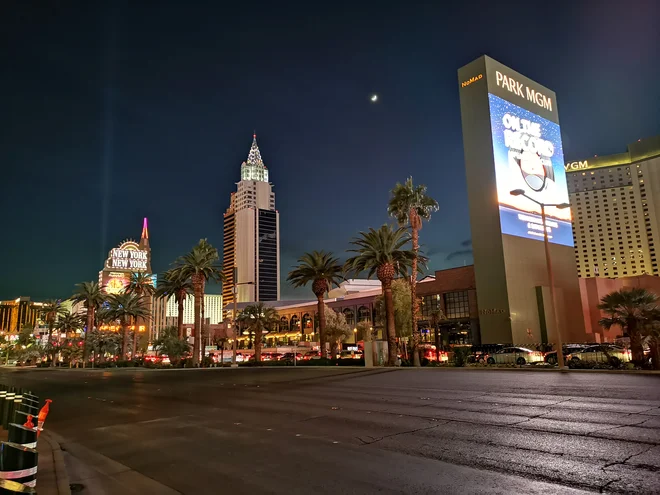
[566,136,660,278]
[223,134,280,311]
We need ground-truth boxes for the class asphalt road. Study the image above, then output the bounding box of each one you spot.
[3,367,660,494]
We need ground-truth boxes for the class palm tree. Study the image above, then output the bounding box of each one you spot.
[345,225,417,366]
[239,303,279,363]
[644,307,660,370]
[388,177,438,367]
[598,287,658,364]
[56,310,84,338]
[107,293,152,359]
[71,281,106,367]
[39,300,66,366]
[287,251,344,358]
[155,269,192,339]
[429,308,446,362]
[124,272,156,358]
[174,239,224,365]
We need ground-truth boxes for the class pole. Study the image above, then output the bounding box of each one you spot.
[541,204,565,370]
[232,283,238,367]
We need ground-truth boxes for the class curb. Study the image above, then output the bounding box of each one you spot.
[395,366,660,375]
[41,431,72,495]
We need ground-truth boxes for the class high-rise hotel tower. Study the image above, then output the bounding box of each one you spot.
[223,134,280,310]
[566,135,660,278]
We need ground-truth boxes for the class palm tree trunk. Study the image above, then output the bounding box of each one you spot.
[628,319,644,363]
[48,322,56,367]
[201,283,206,365]
[411,211,421,367]
[434,322,440,362]
[200,280,206,365]
[121,320,129,359]
[132,317,139,360]
[384,281,397,366]
[317,295,326,358]
[255,328,262,363]
[83,306,93,368]
[192,276,202,366]
[177,294,185,340]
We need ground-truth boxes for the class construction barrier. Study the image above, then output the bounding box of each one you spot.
[0,394,14,431]
[0,385,46,492]
[7,426,36,450]
[0,478,36,494]
[0,443,37,488]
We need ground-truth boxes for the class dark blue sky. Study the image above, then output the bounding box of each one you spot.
[1,0,659,300]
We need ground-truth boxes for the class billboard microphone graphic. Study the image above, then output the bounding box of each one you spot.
[514,151,555,192]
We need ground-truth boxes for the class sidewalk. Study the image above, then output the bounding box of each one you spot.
[37,432,71,495]
[47,432,180,495]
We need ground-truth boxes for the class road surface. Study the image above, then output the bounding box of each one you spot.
[4,367,660,494]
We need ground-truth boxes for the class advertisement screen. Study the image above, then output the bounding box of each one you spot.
[488,93,573,247]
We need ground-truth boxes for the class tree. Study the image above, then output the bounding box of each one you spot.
[323,306,352,358]
[388,177,438,367]
[60,338,84,368]
[356,320,375,343]
[152,326,191,366]
[429,308,447,361]
[107,293,151,359]
[56,310,84,338]
[174,239,224,365]
[287,251,344,358]
[155,270,192,339]
[71,281,106,367]
[345,225,417,366]
[643,308,660,370]
[87,330,122,364]
[375,278,412,336]
[238,303,279,363]
[38,300,66,366]
[598,288,659,364]
[124,272,156,357]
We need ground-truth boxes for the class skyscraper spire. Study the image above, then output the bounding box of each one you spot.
[241,133,269,182]
[141,217,149,240]
[139,217,150,250]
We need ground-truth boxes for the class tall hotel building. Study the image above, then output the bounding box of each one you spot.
[223,134,280,311]
[566,136,660,278]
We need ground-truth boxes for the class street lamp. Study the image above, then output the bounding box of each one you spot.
[510,189,570,369]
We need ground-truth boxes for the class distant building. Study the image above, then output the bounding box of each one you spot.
[164,294,223,326]
[223,134,280,314]
[327,279,382,298]
[0,297,44,334]
[567,135,660,278]
[579,275,660,343]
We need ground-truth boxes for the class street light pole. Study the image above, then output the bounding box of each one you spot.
[510,189,569,370]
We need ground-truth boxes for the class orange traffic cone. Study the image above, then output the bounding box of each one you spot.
[23,414,35,429]
[36,399,52,437]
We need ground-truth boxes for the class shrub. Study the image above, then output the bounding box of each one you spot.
[452,347,472,367]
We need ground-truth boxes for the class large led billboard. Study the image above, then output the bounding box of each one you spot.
[488,93,573,247]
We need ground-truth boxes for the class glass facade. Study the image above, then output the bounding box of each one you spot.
[444,291,470,319]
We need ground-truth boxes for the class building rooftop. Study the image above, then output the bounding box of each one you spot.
[566,135,660,172]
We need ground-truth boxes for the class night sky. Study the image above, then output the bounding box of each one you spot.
[2,1,659,301]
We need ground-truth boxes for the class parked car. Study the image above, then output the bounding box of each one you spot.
[303,351,322,360]
[565,345,631,366]
[281,352,304,361]
[339,350,363,359]
[486,347,545,365]
[468,344,504,364]
[544,344,587,365]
